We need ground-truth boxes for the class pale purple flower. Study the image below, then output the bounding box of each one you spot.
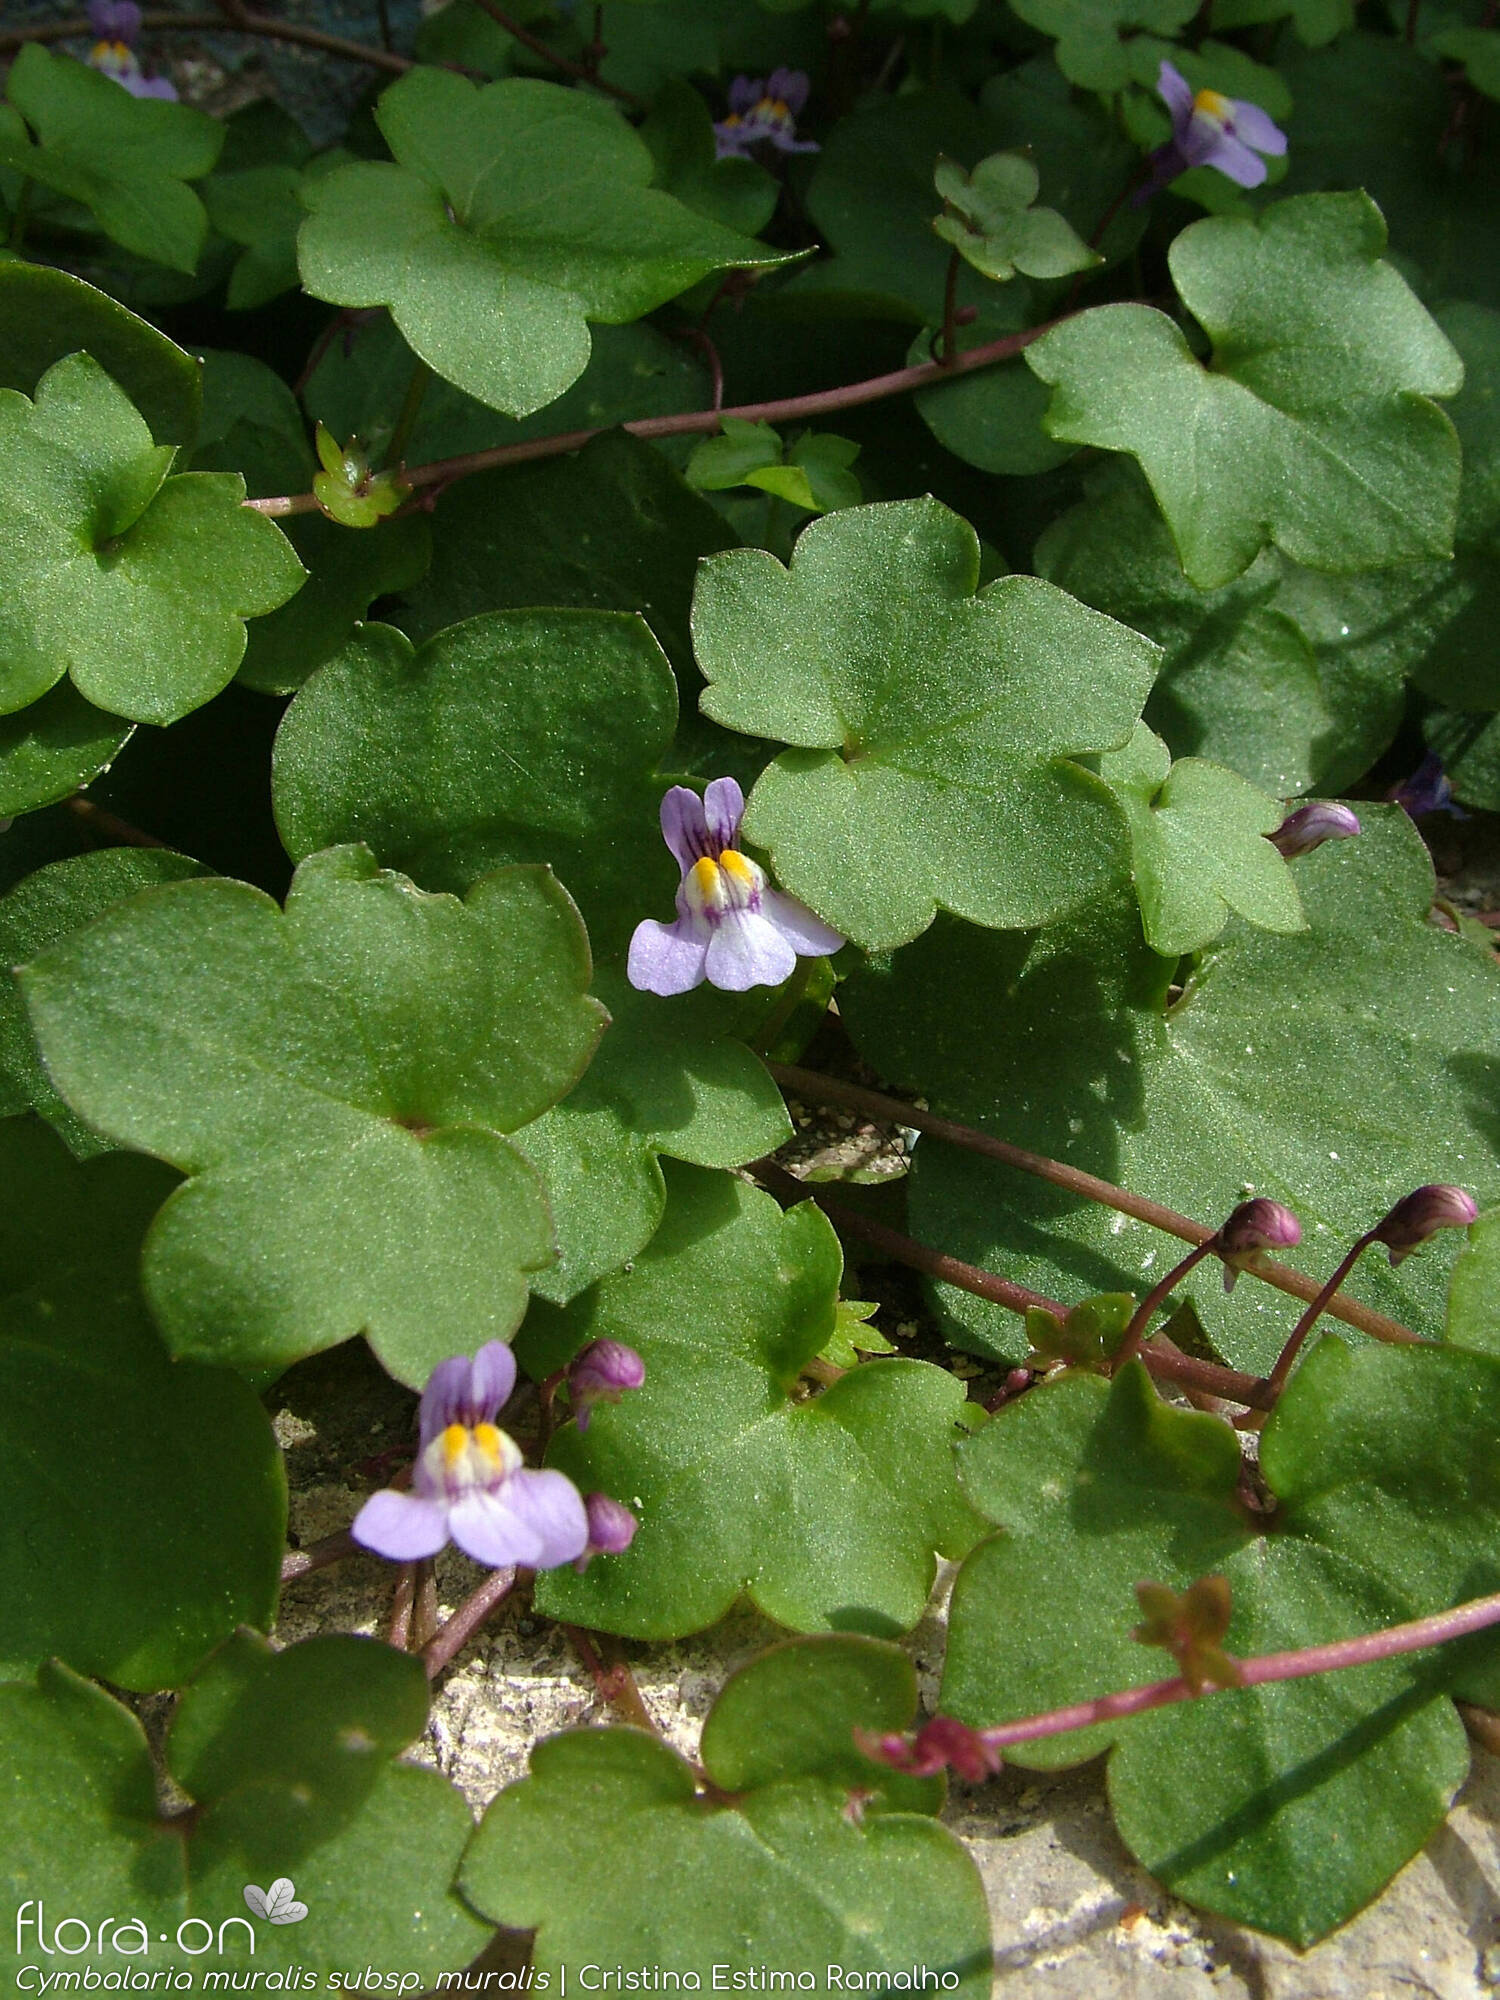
[575,1493,638,1571]
[627,777,844,996]
[87,38,177,98]
[568,1339,645,1432]
[88,0,143,36]
[1388,751,1467,821]
[352,1342,588,1570]
[1373,1185,1479,1266]
[1141,61,1286,195]
[1217,1197,1300,1291]
[1269,801,1361,858]
[714,68,818,160]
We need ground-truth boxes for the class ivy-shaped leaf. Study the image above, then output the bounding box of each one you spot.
[640,77,778,237]
[187,351,431,698]
[1007,0,1199,90]
[513,971,791,1305]
[273,609,681,956]
[1099,721,1304,954]
[462,1636,989,1988]
[1027,193,1464,589]
[841,809,1500,1373]
[20,844,607,1385]
[942,1345,1500,1942]
[1035,466,1412,797]
[0,1119,283,1688]
[1444,1205,1500,1356]
[297,68,790,418]
[0,846,207,1153]
[932,152,1100,282]
[527,1162,984,1638]
[0,259,201,447]
[0,46,222,274]
[0,353,305,727]
[0,684,133,820]
[0,1634,489,1985]
[688,417,862,514]
[693,496,1159,951]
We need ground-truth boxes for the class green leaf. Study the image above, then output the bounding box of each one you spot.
[820,1295,897,1368]
[0,259,200,447]
[785,89,1028,324]
[978,57,1148,269]
[20,844,606,1385]
[1035,466,1412,796]
[306,316,712,468]
[529,1162,983,1637]
[202,162,310,310]
[0,847,207,1152]
[461,1639,988,1987]
[187,351,431,697]
[932,151,1100,283]
[1099,721,1304,954]
[298,69,788,417]
[311,423,410,528]
[943,1353,1482,1943]
[687,413,786,491]
[641,76,778,237]
[694,496,1158,950]
[393,430,735,718]
[0,682,133,818]
[1444,1206,1500,1355]
[0,352,305,726]
[0,1636,488,1983]
[1027,194,1464,589]
[841,808,1500,1373]
[1,46,222,274]
[1432,26,1500,99]
[274,610,680,958]
[513,970,790,1304]
[914,336,1076,478]
[0,1119,283,1687]
[1006,0,1198,90]
[1210,0,1351,46]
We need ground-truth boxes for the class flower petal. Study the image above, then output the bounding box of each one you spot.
[770,66,810,114]
[1197,130,1269,186]
[759,888,844,957]
[704,909,798,991]
[469,1340,518,1421]
[660,786,711,874]
[352,1490,450,1561]
[449,1471,589,1569]
[702,776,746,852]
[1229,99,1287,155]
[1156,60,1195,129]
[728,73,762,114]
[628,917,710,995]
[419,1356,476,1446]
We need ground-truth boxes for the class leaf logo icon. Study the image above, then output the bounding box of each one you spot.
[242,1880,309,1925]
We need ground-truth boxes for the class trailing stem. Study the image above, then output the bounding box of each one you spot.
[768,1064,1420,1347]
[1266,1231,1377,1397]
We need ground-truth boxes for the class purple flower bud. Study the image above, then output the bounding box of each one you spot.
[568,1339,645,1431]
[574,1492,639,1571]
[1217,1198,1300,1292]
[1269,801,1361,859]
[854,1716,1001,1784]
[1372,1185,1479,1266]
[1387,752,1467,821]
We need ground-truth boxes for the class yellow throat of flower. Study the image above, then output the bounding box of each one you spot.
[1193,87,1233,121]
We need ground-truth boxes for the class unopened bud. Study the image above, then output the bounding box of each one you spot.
[574,1492,638,1571]
[1388,752,1465,821]
[853,1716,1001,1784]
[1268,801,1361,858]
[1372,1184,1479,1266]
[568,1339,646,1431]
[1217,1198,1300,1292]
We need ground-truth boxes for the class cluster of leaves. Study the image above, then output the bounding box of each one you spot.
[2,0,1499,1980]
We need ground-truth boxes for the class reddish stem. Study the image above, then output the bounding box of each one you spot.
[0,10,415,72]
[767,1065,1420,1348]
[745,1158,1277,1411]
[422,1566,518,1678]
[245,318,1068,520]
[64,796,167,850]
[280,1528,357,1582]
[386,1563,417,1649]
[463,0,640,103]
[564,1625,660,1734]
[967,1587,1500,1755]
[1266,1231,1377,1397]
[1113,1240,1217,1367]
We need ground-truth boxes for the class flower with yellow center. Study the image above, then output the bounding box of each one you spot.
[1148,61,1286,192]
[628,776,844,996]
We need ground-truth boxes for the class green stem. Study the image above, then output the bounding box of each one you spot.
[937,248,962,367]
[385,358,431,469]
[749,955,818,1057]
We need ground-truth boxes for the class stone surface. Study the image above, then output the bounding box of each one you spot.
[268,1342,1500,2000]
